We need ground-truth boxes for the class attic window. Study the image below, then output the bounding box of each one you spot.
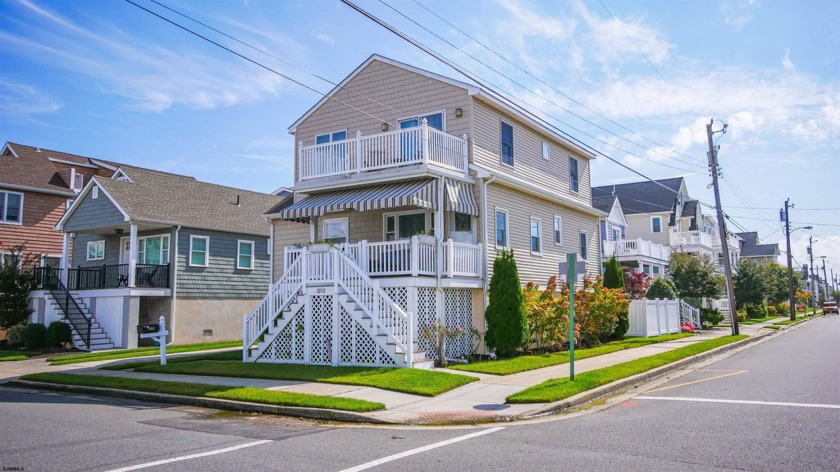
[112,169,131,182]
[70,169,84,191]
[92,187,99,200]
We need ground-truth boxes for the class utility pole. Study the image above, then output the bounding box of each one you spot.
[783,199,797,321]
[808,236,817,315]
[706,119,738,335]
[822,257,829,307]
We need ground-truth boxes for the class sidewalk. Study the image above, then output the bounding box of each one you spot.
[3,322,789,425]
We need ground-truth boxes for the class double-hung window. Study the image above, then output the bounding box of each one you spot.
[237,240,254,270]
[553,216,563,246]
[495,209,509,248]
[87,240,105,261]
[530,218,542,255]
[542,141,550,161]
[189,235,209,267]
[384,212,429,241]
[0,190,23,224]
[322,218,348,244]
[579,231,588,260]
[138,235,170,265]
[500,121,514,166]
[569,157,579,192]
[651,216,662,233]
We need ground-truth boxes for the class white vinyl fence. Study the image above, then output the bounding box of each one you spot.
[628,299,682,337]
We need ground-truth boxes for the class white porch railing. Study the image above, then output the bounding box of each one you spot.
[604,238,671,261]
[299,119,468,180]
[670,230,716,248]
[680,300,701,327]
[243,255,305,358]
[283,238,483,279]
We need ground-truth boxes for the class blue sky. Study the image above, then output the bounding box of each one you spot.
[2,0,839,281]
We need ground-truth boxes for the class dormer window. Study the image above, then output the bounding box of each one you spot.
[70,169,84,191]
[112,169,131,182]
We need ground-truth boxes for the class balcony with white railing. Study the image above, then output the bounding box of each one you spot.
[283,237,482,279]
[299,119,468,181]
[670,229,717,249]
[603,238,671,262]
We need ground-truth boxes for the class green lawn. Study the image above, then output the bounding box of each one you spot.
[48,341,242,365]
[762,325,781,330]
[447,333,693,376]
[133,361,477,396]
[740,315,785,325]
[773,316,809,326]
[102,350,242,370]
[20,373,384,412]
[0,350,39,362]
[507,335,748,403]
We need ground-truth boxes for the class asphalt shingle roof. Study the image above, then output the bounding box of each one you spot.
[1,142,83,194]
[95,165,283,236]
[591,195,618,214]
[591,177,683,215]
[736,231,779,258]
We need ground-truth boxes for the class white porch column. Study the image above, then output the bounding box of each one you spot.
[435,177,444,280]
[421,118,430,164]
[60,232,70,285]
[128,223,138,287]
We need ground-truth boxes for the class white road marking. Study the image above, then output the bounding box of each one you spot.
[338,427,505,472]
[103,440,273,472]
[637,396,840,409]
[645,370,748,393]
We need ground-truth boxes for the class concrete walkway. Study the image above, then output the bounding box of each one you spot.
[2,320,799,425]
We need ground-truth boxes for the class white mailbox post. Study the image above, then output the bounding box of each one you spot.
[139,315,169,365]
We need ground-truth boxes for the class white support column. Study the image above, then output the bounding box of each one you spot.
[446,239,455,278]
[128,223,138,287]
[435,177,444,281]
[298,141,303,181]
[359,240,368,276]
[355,130,362,173]
[461,134,469,171]
[411,236,419,277]
[421,118,430,164]
[60,232,70,285]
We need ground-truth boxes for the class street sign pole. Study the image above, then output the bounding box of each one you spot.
[567,253,576,381]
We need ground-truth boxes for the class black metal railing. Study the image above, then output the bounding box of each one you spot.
[66,264,169,290]
[45,270,91,348]
[33,267,62,290]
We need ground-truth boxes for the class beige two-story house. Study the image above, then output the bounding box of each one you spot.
[244,55,603,368]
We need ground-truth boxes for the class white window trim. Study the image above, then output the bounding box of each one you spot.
[500,120,514,168]
[315,129,348,145]
[651,215,662,233]
[189,235,210,267]
[87,240,105,261]
[569,156,580,193]
[0,190,23,225]
[494,207,509,249]
[237,240,255,270]
[553,215,563,246]
[125,234,171,265]
[70,168,84,191]
[542,141,550,161]
[579,230,588,261]
[530,217,542,256]
[382,210,433,241]
[322,217,349,244]
[92,186,99,199]
[396,109,447,132]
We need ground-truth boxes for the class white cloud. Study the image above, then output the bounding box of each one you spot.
[782,49,795,71]
[315,33,334,45]
[0,77,61,115]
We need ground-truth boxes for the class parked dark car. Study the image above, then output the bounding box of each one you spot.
[823,301,838,314]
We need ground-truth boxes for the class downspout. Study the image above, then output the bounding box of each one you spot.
[482,174,497,294]
[268,217,275,284]
[169,225,180,345]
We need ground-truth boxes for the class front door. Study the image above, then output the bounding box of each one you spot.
[120,237,130,264]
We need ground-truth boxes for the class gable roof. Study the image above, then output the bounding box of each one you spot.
[65,166,282,236]
[592,177,684,215]
[736,231,780,258]
[591,194,618,214]
[288,54,595,159]
[1,142,83,196]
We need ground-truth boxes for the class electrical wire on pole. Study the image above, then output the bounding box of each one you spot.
[783,199,797,321]
[706,119,738,336]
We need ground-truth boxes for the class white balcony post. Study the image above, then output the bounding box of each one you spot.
[421,118,430,164]
[411,236,419,277]
[60,232,70,285]
[406,310,414,367]
[462,134,469,171]
[447,239,455,278]
[476,243,483,277]
[128,223,138,287]
[298,141,304,181]
[355,130,362,173]
[359,240,368,276]
[301,247,308,284]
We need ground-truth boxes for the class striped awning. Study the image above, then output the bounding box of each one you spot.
[444,178,479,216]
[280,179,437,220]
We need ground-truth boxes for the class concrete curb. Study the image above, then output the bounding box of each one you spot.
[515,328,778,419]
[5,380,394,425]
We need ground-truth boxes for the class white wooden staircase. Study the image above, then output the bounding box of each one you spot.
[243,247,432,368]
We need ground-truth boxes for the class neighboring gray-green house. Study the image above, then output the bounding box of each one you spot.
[28,165,283,350]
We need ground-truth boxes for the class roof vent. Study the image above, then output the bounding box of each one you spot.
[35,147,41,152]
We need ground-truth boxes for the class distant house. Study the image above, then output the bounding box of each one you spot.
[29,164,283,350]
[592,193,670,278]
[0,142,117,268]
[592,177,741,269]
[245,54,604,368]
[736,232,779,265]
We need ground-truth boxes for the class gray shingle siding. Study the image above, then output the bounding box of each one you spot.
[72,233,122,267]
[176,228,270,299]
[63,188,125,232]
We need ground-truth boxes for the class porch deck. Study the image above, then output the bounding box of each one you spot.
[37,264,170,290]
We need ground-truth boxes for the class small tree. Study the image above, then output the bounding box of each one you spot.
[573,278,628,346]
[603,257,628,339]
[0,244,36,330]
[733,259,767,310]
[761,261,801,302]
[485,250,529,357]
[523,276,569,351]
[646,277,678,300]
[622,267,651,300]
[668,253,724,301]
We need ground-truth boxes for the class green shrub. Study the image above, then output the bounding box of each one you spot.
[485,250,528,357]
[23,323,46,349]
[701,308,724,327]
[645,278,677,300]
[776,301,789,314]
[766,305,777,315]
[603,257,628,340]
[6,323,27,346]
[46,321,72,348]
[745,302,767,319]
[736,310,748,322]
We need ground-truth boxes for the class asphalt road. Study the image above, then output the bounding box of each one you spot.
[2,315,838,472]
